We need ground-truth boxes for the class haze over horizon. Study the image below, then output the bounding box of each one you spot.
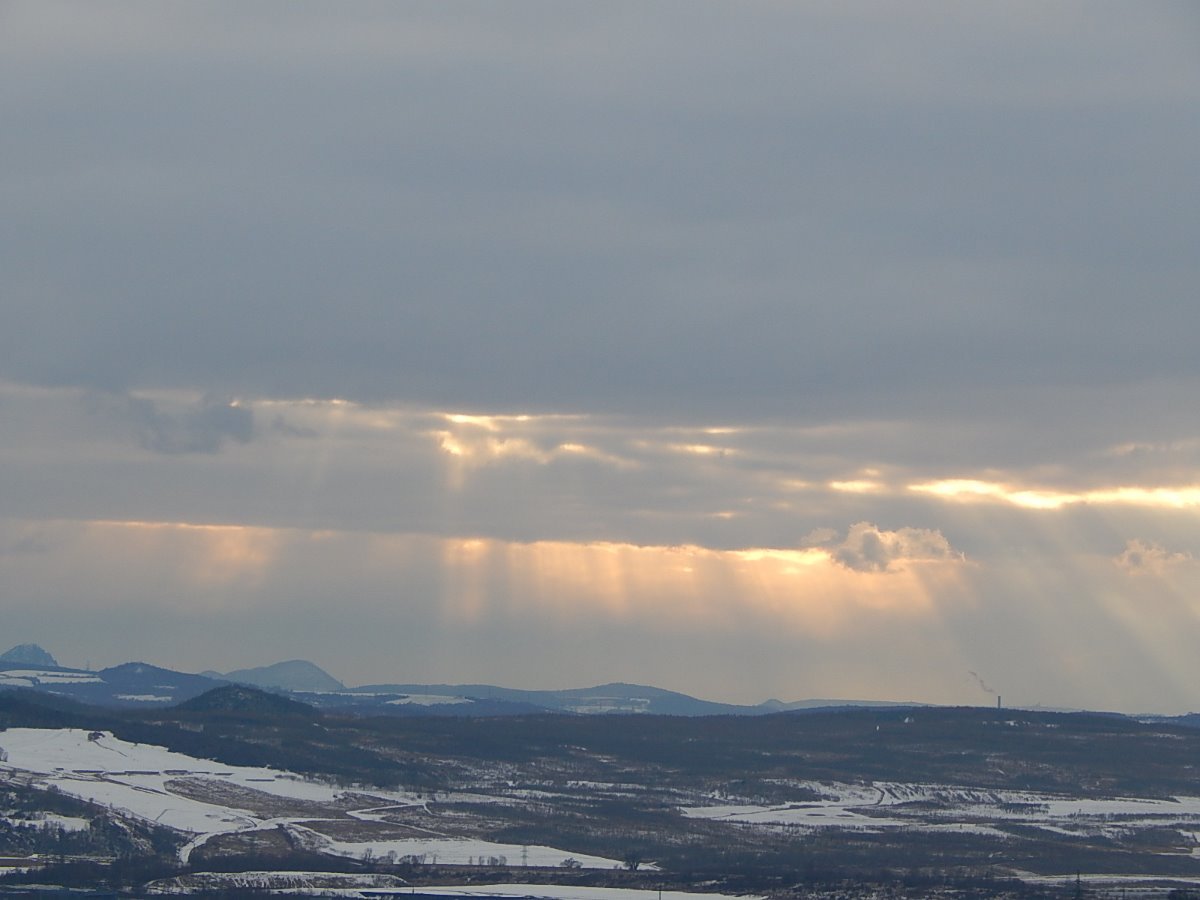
[3,3,1200,713]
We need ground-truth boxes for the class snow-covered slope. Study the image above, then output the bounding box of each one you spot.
[0,728,356,860]
[0,728,623,869]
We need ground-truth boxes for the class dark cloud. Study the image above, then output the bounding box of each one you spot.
[83,391,253,455]
[819,522,961,573]
[0,5,1197,430]
[0,523,57,558]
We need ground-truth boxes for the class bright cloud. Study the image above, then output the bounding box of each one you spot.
[1114,539,1194,576]
[909,478,1200,512]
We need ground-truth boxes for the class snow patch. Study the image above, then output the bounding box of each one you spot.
[378,885,758,900]
[386,694,471,706]
[115,694,174,702]
[682,781,1200,840]
[0,669,101,685]
[290,825,628,870]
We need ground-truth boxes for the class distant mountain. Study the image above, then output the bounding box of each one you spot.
[98,662,221,704]
[0,643,58,667]
[341,680,755,716]
[1138,712,1200,730]
[759,698,923,712]
[549,682,750,715]
[177,684,318,718]
[0,658,222,708]
[315,683,930,718]
[221,659,345,693]
[0,648,938,719]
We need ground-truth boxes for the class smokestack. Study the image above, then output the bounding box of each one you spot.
[997,695,1001,710]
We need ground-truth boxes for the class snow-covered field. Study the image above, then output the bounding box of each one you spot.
[0,728,402,861]
[0,728,353,803]
[0,728,623,868]
[685,801,906,830]
[143,875,755,899]
[682,780,1200,841]
[143,870,409,895]
[376,885,759,900]
[115,694,175,702]
[0,669,102,687]
[287,824,623,869]
[386,694,471,706]
[8,727,1200,886]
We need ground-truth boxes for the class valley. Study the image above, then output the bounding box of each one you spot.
[4,686,1200,896]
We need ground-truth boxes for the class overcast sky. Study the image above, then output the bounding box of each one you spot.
[3,2,1200,712]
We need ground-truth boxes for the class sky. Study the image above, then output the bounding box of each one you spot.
[3,2,1200,712]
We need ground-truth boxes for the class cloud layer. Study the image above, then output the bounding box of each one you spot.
[3,4,1200,711]
[4,5,1199,422]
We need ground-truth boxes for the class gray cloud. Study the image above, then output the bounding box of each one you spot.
[2,387,1199,558]
[1,4,1198,432]
[4,4,1200,711]
[815,522,962,573]
[82,391,253,455]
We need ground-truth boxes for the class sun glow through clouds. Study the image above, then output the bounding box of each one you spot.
[81,520,282,589]
[910,479,1200,510]
[37,519,968,643]
[6,384,1200,708]
[829,480,885,494]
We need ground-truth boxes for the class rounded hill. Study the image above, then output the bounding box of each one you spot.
[176,684,318,718]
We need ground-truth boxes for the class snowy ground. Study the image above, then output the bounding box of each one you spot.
[387,695,471,706]
[143,875,755,899]
[287,824,624,869]
[0,728,405,861]
[0,669,101,687]
[143,870,409,894]
[0,728,623,868]
[115,694,175,702]
[375,885,759,900]
[681,780,1200,842]
[8,727,1200,885]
